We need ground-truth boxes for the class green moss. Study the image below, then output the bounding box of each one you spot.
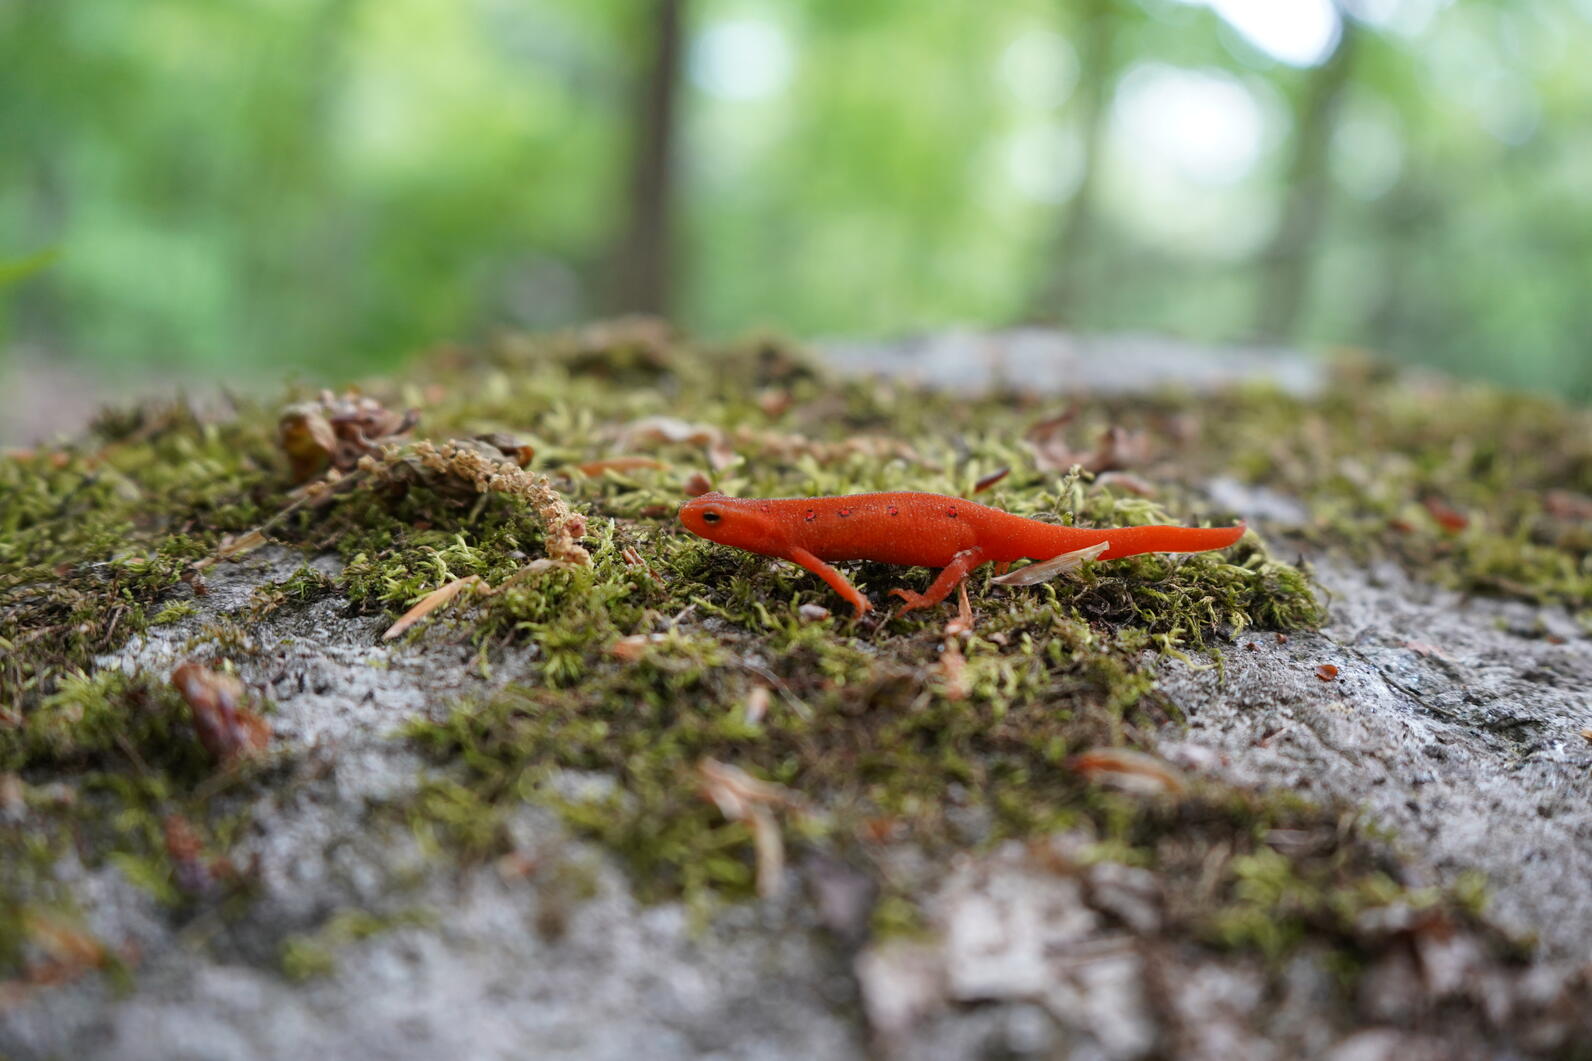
[279,908,434,982]
[3,323,1575,991]
[0,669,213,779]
[1198,366,1591,614]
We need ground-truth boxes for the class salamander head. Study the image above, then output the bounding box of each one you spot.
[679,492,787,557]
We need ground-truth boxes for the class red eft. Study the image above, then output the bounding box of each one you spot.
[679,491,1245,617]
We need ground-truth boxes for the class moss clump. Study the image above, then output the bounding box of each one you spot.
[3,320,1578,995]
[0,669,215,780]
[1197,366,1592,615]
[1,403,284,711]
[279,908,434,981]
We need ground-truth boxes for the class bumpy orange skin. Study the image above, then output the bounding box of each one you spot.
[679,491,1245,618]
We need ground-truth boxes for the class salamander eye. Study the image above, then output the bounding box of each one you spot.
[701,510,722,525]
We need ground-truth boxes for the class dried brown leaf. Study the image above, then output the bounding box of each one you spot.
[697,758,799,899]
[1069,748,1186,797]
[991,542,1109,586]
[697,757,799,818]
[971,466,1010,494]
[382,575,487,641]
[215,529,268,560]
[1422,495,1469,532]
[277,406,337,483]
[279,391,418,484]
[170,663,270,765]
[938,638,969,701]
[474,432,535,467]
[575,457,668,476]
[1024,411,1151,474]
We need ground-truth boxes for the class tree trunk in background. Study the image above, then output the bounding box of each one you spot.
[1253,14,1358,342]
[1028,0,1118,324]
[1364,169,1431,355]
[609,0,685,318]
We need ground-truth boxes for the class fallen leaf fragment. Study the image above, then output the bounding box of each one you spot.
[991,542,1109,586]
[609,633,668,660]
[682,471,714,497]
[575,456,668,476]
[1069,748,1186,797]
[474,432,535,467]
[1025,412,1152,474]
[944,583,975,638]
[744,686,772,725]
[798,603,831,621]
[277,406,338,482]
[755,388,792,417]
[1580,728,1592,744]
[171,663,270,765]
[618,416,733,469]
[1422,495,1469,532]
[1544,489,1592,522]
[620,416,737,468]
[278,391,418,484]
[696,759,798,816]
[620,546,665,588]
[215,529,268,560]
[938,638,969,701]
[382,575,487,641]
[697,758,800,899]
[971,466,1010,494]
[707,440,737,471]
[1315,663,1339,682]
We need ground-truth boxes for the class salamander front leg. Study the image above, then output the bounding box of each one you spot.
[889,548,988,615]
[787,547,872,617]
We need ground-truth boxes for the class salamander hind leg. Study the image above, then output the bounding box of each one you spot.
[889,548,987,615]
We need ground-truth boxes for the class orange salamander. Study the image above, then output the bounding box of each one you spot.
[679,491,1245,617]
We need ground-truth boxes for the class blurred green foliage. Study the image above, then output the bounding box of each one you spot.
[1,0,1588,397]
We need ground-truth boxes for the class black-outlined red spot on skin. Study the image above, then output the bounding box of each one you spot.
[946,507,958,519]
[805,509,817,521]
[887,506,899,516]
[838,508,852,517]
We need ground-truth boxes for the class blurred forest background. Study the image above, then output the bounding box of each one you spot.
[2,0,1590,406]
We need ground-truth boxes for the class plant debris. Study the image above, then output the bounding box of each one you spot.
[697,758,801,899]
[170,662,270,765]
[1069,748,1187,797]
[382,575,488,641]
[278,390,418,483]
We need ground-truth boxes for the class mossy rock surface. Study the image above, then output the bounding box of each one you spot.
[1,324,1589,1059]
